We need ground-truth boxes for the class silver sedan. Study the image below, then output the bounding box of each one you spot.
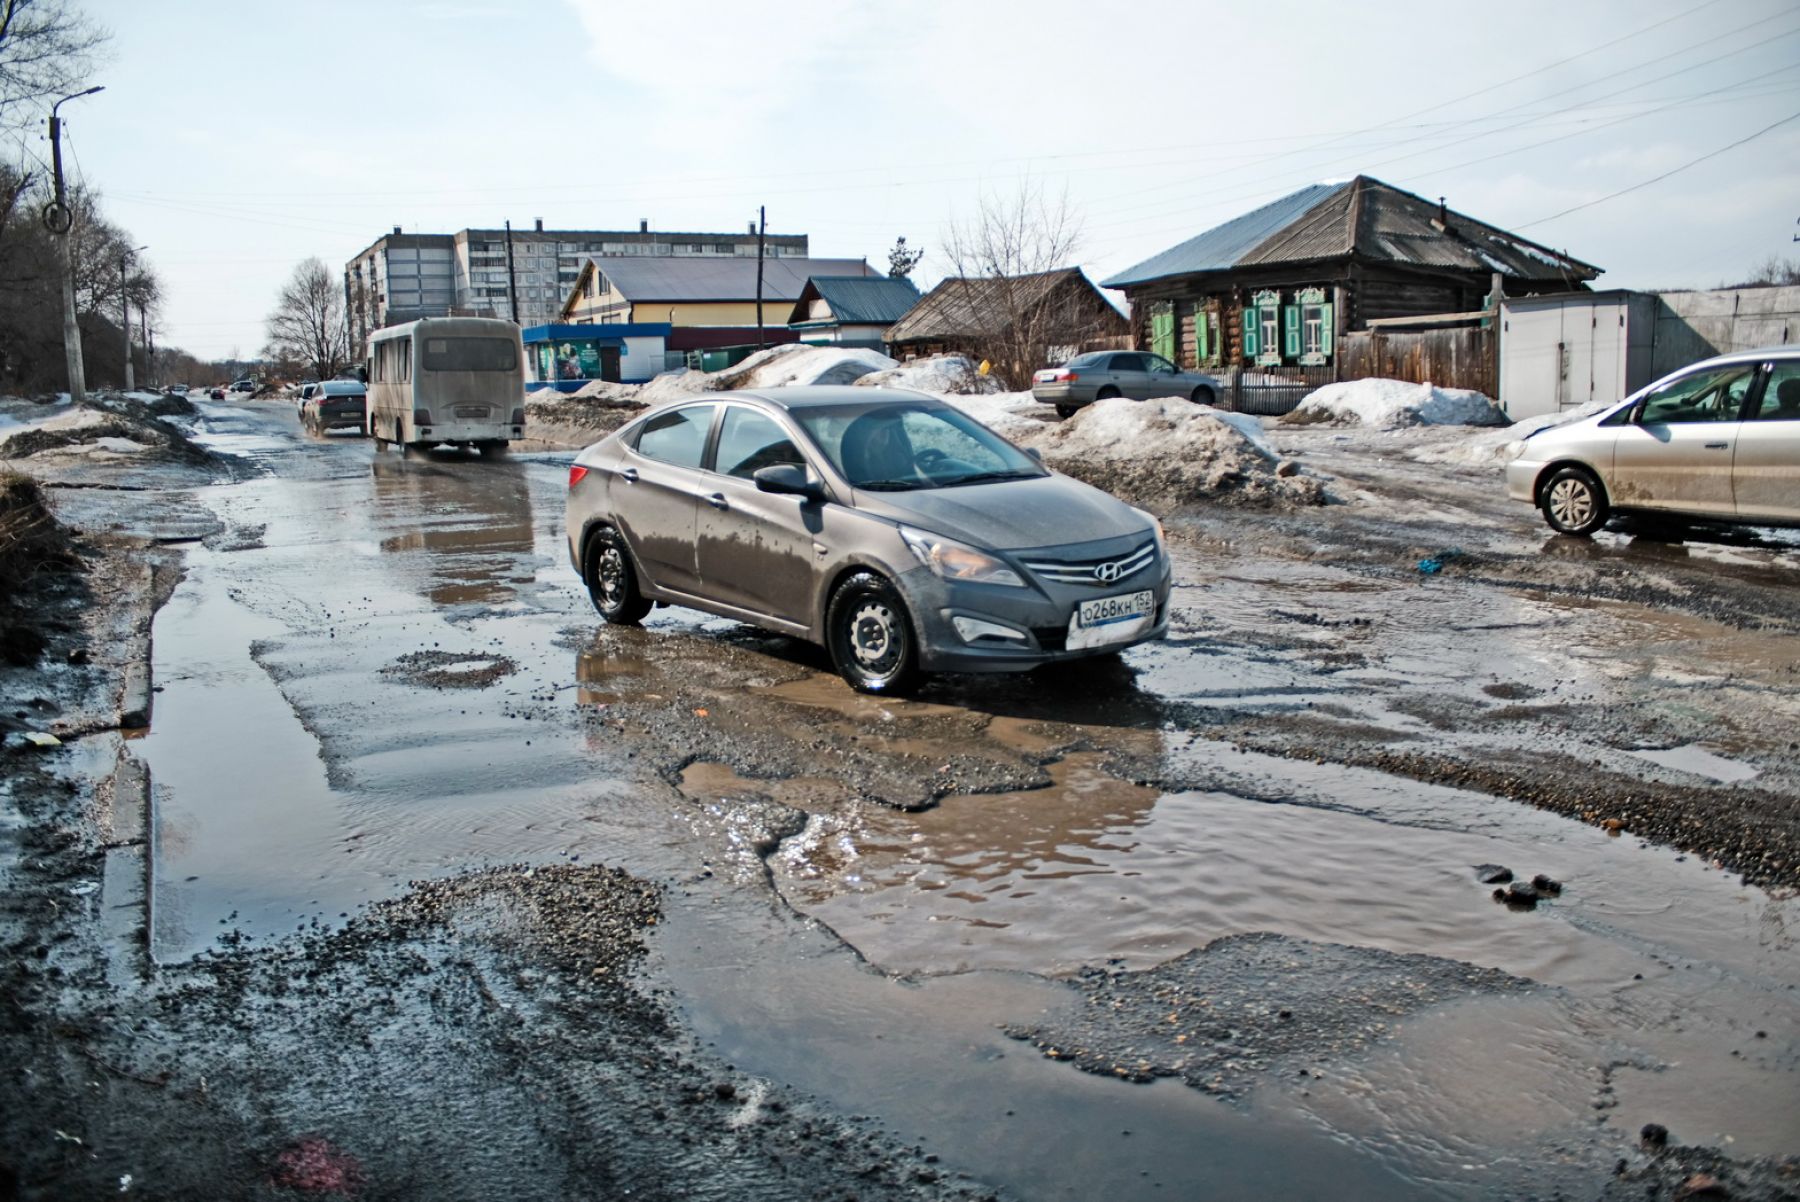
[565,387,1171,694]
[1506,346,1800,535]
[1031,351,1221,418]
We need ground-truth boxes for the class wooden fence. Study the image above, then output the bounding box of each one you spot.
[1338,326,1495,396]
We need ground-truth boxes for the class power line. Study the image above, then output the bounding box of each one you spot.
[1516,108,1800,230]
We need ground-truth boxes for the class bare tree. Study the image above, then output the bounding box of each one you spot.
[0,0,109,129]
[264,258,349,379]
[938,181,1115,387]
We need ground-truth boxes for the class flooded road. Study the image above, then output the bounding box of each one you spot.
[124,398,1799,1199]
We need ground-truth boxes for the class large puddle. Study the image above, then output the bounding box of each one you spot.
[133,405,1799,1197]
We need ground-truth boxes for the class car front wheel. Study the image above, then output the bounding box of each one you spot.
[585,527,652,624]
[826,571,920,695]
[1190,386,1215,406]
[1540,466,1610,537]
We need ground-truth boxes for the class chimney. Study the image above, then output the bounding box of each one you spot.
[749,221,756,235]
[392,225,402,236]
[534,217,543,232]
[640,219,649,233]
[1438,196,1448,225]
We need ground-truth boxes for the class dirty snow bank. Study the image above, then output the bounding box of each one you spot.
[1002,397,1324,510]
[1285,379,1506,429]
[638,344,896,405]
[1407,400,1614,467]
[854,355,1002,395]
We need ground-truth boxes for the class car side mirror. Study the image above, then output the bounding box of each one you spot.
[753,463,823,501]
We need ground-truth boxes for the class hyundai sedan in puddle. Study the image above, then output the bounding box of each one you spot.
[566,387,1171,693]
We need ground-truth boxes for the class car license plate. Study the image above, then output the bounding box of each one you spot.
[1067,589,1154,650]
[454,405,490,419]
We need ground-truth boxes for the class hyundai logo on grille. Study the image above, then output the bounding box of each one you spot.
[1094,560,1124,583]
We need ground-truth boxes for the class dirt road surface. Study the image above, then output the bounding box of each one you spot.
[2,394,1796,1200]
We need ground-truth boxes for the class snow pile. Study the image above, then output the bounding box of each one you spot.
[1023,397,1325,510]
[855,355,1002,395]
[937,390,1054,437]
[1284,379,1506,429]
[1408,400,1613,467]
[635,344,898,406]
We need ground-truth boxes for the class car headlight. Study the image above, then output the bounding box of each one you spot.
[899,526,1025,587]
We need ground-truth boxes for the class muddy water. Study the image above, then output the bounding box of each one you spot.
[136,442,695,960]
[133,402,1798,1198]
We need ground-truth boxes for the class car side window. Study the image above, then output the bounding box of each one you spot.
[1638,366,1756,424]
[633,404,714,468]
[1146,355,1177,374]
[1110,353,1145,372]
[715,407,805,479]
[1752,362,1800,421]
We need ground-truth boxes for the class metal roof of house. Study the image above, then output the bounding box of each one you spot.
[1102,176,1601,288]
[790,275,922,326]
[885,268,1126,343]
[587,256,876,303]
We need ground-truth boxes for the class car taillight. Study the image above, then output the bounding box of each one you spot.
[1063,370,1078,381]
[568,465,588,489]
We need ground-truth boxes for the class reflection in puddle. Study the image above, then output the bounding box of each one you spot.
[1626,743,1760,783]
[371,457,534,606]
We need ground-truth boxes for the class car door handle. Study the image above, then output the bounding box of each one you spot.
[704,492,728,510]
[620,467,638,482]
[1704,442,1729,449]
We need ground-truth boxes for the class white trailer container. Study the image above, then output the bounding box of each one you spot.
[1498,291,1657,420]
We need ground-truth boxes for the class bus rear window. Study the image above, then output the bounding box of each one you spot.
[423,337,517,372]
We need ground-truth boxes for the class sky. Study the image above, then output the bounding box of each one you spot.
[17,0,1800,360]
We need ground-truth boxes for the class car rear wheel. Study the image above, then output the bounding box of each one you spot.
[1096,386,1121,401]
[585,527,651,624]
[1540,466,1609,537]
[826,572,920,695]
[1055,404,1078,419]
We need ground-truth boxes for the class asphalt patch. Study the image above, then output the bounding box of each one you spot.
[1004,932,1533,1101]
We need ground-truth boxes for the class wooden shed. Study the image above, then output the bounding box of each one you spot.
[884,268,1129,385]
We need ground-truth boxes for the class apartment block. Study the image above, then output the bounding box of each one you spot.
[346,220,808,357]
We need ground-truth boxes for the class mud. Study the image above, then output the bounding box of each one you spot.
[3,394,1796,1201]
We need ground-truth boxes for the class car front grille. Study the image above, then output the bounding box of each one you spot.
[1018,539,1158,588]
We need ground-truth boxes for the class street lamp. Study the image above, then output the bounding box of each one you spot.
[122,243,146,391]
[46,85,104,404]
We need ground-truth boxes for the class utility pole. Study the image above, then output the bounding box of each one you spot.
[46,86,104,403]
[754,205,766,350]
[121,243,145,390]
[504,220,520,323]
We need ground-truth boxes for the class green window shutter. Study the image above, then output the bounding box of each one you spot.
[1320,302,1335,356]
[1241,307,1258,358]
[1195,308,1209,361]
[1283,305,1302,359]
[1150,305,1175,361]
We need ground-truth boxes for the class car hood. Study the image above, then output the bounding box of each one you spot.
[852,473,1151,551]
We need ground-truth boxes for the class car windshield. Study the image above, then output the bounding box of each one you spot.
[792,401,1046,491]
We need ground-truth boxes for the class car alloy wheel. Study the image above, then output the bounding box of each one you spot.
[1541,466,1609,537]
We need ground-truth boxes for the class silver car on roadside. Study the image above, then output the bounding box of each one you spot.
[1506,346,1800,536]
[565,387,1172,694]
[1031,350,1221,418]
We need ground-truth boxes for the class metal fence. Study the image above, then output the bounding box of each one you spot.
[1213,365,1337,416]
